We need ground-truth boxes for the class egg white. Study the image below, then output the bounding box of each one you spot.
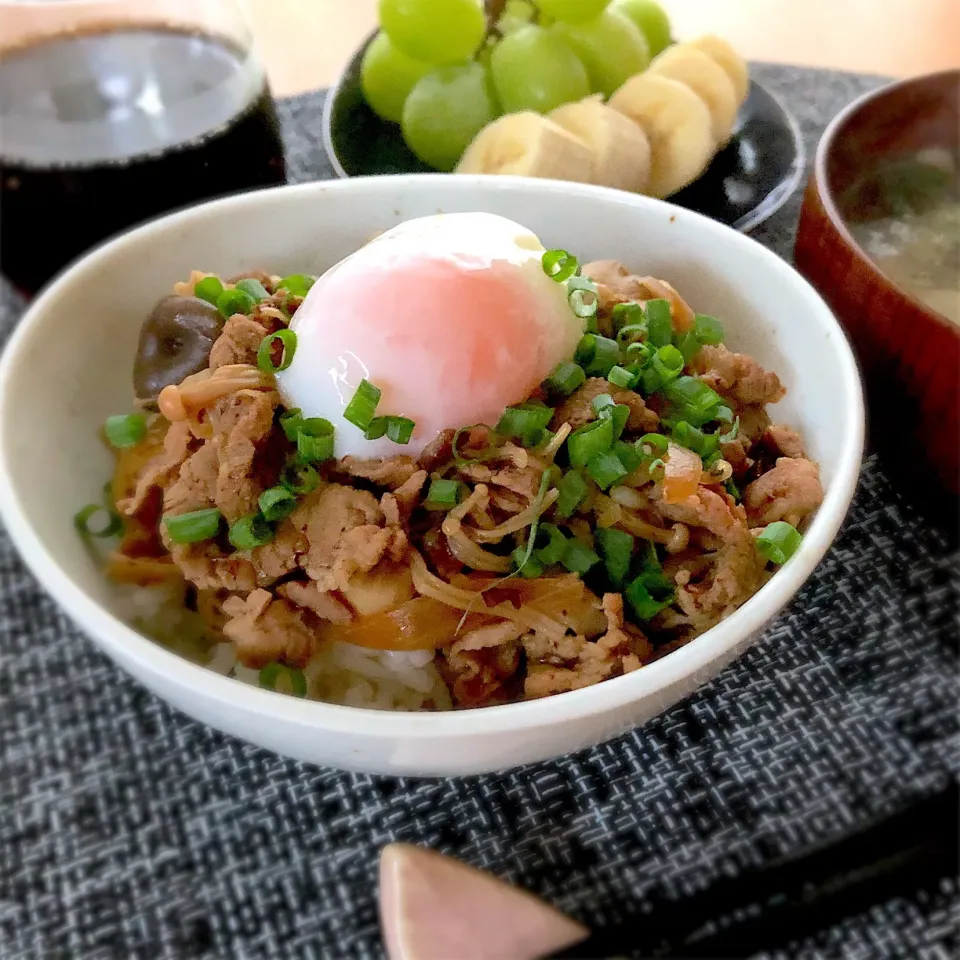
[276,213,582,459]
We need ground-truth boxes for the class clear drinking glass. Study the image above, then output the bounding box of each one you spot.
[0,0,287,294]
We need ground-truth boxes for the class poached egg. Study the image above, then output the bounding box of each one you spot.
[276,213,584,459]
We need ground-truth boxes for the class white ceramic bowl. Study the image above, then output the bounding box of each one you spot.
[0,175,864,777]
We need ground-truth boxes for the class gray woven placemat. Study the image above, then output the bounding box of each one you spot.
[1,64,958,960]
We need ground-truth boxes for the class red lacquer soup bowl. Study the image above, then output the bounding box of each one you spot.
[795,70,959,515]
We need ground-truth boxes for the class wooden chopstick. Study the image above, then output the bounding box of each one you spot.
[549,779,959,959]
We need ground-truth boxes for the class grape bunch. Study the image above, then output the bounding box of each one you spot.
[362,0,674,172]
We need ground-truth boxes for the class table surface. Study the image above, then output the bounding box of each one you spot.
[1,63,958,960]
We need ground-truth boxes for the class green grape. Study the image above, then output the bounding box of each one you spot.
[611,0,672,57]
[379,0,486,64]
[534,0,610,24]
[489,25,590,114]
[361,33,433,124]
[497,0,537,36]
[552,10,650,97]
[401,62,497,171]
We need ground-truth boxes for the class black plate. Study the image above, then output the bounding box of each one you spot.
[322,34,804,232]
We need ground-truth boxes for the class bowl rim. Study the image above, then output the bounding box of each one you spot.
[0,174,865,740]
[320,31,806,235]
[811,67,960,336]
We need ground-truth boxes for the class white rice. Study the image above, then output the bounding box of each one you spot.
[113,583,453,711]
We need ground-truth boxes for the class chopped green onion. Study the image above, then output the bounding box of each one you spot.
[592,395,628,439]
[648,457,666,478]
[638,539,663,571]
[591,393,616,416]
[259,486,297,522]
[193,276,223,305]
[279,458,319,495]
[567,275,598,319]
[602,403,630,440]
[343,379,381,430]
[715,405,734,424]
[617,325,648,349]
[364,415,415,444]
[694,313,724,345]
[229,513,273,550]
[575,334,620,377]
[586,336,620,376]
[639,365,663,395]
[258,662,307,697]
[637,433,669,458]
[725,477,741,501]
[672,421,719,459]
[625,544,675,620]
[297,418,335,463]
[652,344,685,384]
[719,417,740,443]
[257,329,297,373]
[364,417,388,440]
[614,440,643,473]
[625,341,655,364]
[235,278,270,301]
[595,527,634,588]
[535,523,568,565]
[756,521,803,565]
[424,478,464,511]
[542,249,579,282]
[512,469,555,578]
[607,365,637,389]
[645,298,673,347]
[276,274,316,297]
[387,417,416,444]
[164,508,222,544]
[556,470,589,518]
[511,545,544,578]
[662,376,724,425]
[104,413,147,449]
[567,417,614,467]
[74,503,122,538]
[497,403,554,445]
[562,539,600,576]
[216,287,257,319]
[625,577,674,621]
[279,408,304,442]
[611,302,645,334]
[699,433,720,460]
[675,329,700,365]
[452,424,494,466]
[587,450,628,490]
[545,360,586,397]
[387,416,415,444]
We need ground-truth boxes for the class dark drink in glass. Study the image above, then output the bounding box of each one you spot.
[1,24,287,295]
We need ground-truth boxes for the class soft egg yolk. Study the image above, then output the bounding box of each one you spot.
[276,214,584,459]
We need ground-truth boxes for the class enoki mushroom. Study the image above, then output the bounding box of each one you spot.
[158,364,274,422]
[442,486,513,572]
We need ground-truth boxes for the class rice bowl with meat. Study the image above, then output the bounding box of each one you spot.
[81,212,825,712]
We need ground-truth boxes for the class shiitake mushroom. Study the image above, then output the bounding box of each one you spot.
[134,295,224,402]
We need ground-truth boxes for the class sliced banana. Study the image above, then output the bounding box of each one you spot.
[549,96,651,194]
[456,111,596,184]
[608,73,715,198]
[647,45,738,143]
[688,34,750,104]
